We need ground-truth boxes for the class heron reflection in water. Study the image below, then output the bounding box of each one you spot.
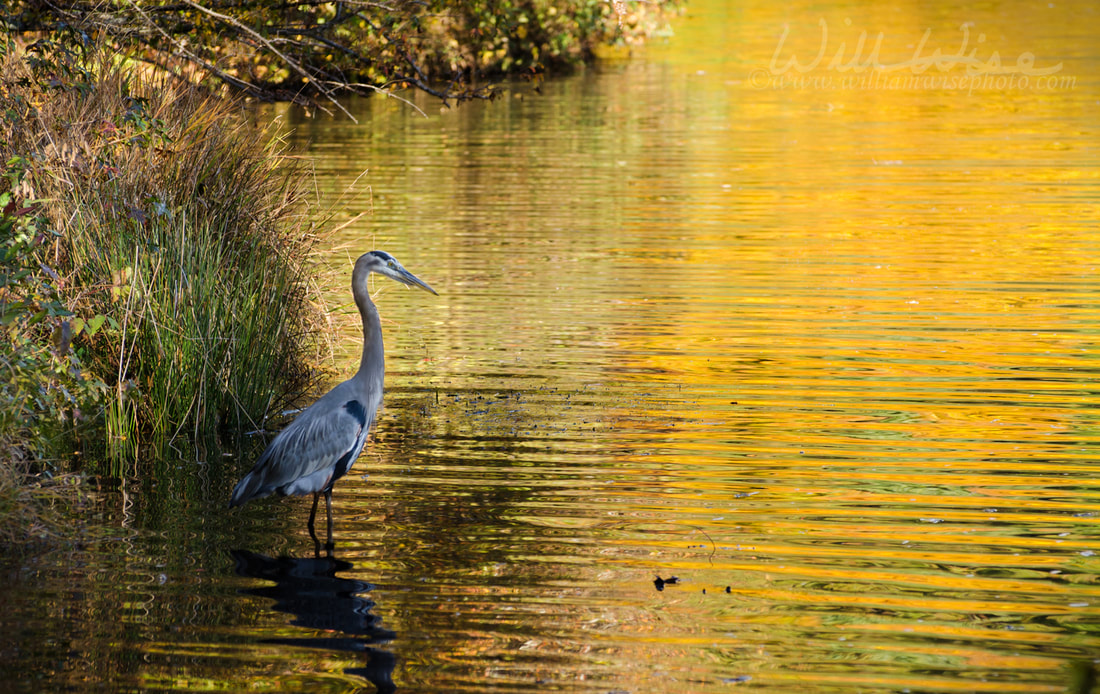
[232,549,397,693]
[230,251,437,546]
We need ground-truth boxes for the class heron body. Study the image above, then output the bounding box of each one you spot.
[230,250,436,544]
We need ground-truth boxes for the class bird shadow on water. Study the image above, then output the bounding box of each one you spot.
[231,547,398,693]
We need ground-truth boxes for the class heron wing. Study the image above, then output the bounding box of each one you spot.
[229,384,377,507]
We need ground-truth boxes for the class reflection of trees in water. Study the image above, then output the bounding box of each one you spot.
[232,550,396,693]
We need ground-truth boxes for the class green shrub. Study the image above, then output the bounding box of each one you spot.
[0,165,105,458]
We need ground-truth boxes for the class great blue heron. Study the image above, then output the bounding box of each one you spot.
[230,250,437,545]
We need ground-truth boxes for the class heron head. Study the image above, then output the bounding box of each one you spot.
[360,250,438,295]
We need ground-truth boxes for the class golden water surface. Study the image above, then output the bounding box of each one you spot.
[4,1,1100,692]
[265,2,1100,690]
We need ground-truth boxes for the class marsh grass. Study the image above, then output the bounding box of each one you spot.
[0,36,327,470]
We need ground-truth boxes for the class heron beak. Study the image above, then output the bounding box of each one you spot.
[397,267,438,295]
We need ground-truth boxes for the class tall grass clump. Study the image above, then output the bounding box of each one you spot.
[0,35,325,467]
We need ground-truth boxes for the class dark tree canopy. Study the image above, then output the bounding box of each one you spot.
[3,1,669,117]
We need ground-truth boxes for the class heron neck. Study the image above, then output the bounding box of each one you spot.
[350,265,386,383]
[356,293,384,380]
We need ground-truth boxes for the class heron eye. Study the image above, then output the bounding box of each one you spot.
[388,260,396,269]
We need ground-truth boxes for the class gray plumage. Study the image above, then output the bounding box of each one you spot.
[230,250,437,544]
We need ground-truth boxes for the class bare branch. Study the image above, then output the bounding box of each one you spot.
[120,0,264,97]
[179,0,357,122]
[327,81,428,117]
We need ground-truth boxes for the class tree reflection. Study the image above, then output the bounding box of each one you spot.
[231,549,397,693]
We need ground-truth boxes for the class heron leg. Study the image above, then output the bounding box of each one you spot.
[307,492,323,555]
[308,491,320,529]
[324,489,334,552]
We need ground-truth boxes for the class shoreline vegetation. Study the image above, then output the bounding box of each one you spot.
[0,1,679,550]
[6,1,678,116]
